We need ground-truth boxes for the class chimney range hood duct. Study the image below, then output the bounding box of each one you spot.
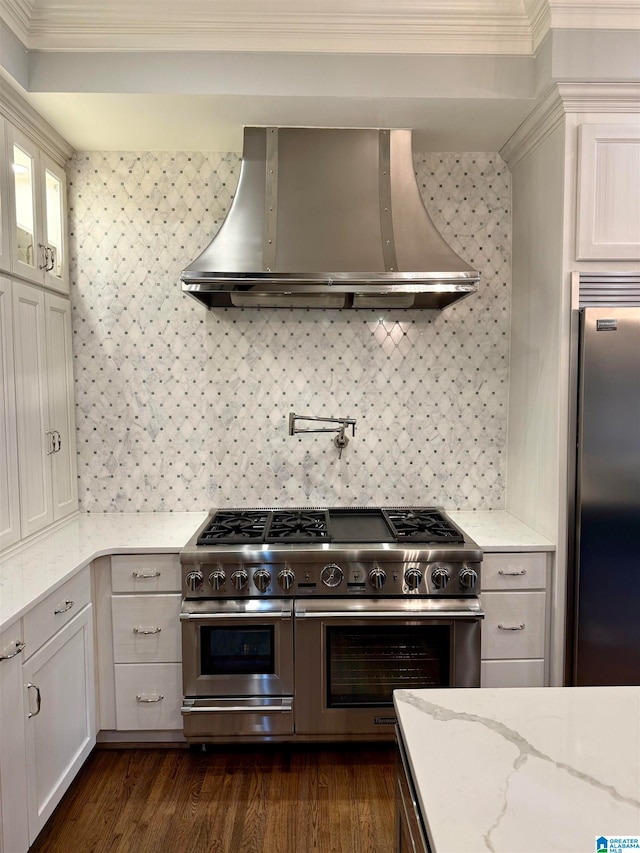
[181,127,479,309]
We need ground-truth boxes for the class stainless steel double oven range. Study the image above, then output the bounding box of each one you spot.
[180,507,483,743]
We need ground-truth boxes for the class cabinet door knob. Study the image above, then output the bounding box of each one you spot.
[133,626,162,635]
[54,600,75,615]
[132,570,161,579]
[136,694,164,703]
[498,623,525,631]
[498,569,526,576]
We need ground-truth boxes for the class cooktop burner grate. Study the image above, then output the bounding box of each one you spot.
[196,510,270,544]
[384,508,464,543]
[265,510,330,543]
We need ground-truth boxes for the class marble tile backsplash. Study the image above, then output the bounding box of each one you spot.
[67,150,511,512]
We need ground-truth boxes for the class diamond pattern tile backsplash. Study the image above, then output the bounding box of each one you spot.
[67,150,511,512]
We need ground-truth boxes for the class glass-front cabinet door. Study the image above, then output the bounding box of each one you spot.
[41,154,68,291]
[7,125,69,293]
[0,118,11,273]
[9,127,41,284]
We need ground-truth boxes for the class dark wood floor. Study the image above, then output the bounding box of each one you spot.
[30,744,397,853]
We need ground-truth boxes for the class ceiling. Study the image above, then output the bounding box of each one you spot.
[1,0,639,153]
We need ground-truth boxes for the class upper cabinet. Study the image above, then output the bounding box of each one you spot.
[0,119,10,274]
[11,280,78,539]
[4,125,69,293]
[576,123,640,262]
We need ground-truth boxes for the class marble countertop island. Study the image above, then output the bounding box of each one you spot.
[394,686,640,853]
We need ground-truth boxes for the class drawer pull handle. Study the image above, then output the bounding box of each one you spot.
[133,627,162,635]
[498,622,525,631]
[54,600,75,615]
[0,640,26,661]
[27,682,42,718]
[136,693,164,703]
[132,570,162,579]
[498,569,526,576]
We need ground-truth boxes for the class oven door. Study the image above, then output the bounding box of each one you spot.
[180,599,294,699]
[294,598,483,739]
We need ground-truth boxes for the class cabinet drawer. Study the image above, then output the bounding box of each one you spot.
[23,569,90,657]
[482,552,547,590]
[111,554,180,593]
[112,595,181,663]
[481,591,546,659]
[114,663,183,730]
[481,659,545,688]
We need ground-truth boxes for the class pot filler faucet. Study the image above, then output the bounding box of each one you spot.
[288,412,356,458]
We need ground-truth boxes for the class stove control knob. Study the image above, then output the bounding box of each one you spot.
[431,567,451,590]
[321,563,344,588]
[185,571,204,592]
[369,568,387,590]
[278,568,295,591]
[404,568,423,590]
[253,569,271,593]
[231,569,249,591]
[459,566,478,591]
[208,569,226,590]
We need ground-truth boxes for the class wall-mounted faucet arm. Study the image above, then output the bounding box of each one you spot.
[288,413,356,436]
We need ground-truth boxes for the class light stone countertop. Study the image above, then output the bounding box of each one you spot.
[394,686,640,853]
[0,509,552,634]
[0,512,208,632]
[447,510,554,551]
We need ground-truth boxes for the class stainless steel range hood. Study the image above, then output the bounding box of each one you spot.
[181,127,479,309]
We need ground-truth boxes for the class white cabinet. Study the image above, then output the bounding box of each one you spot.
[6,125,69,293]
[20,569,94,843]
[480,552,549,688]
[0,277,20,550]
[0,626,29,853]
[22,603,95,841]
[0,118,10,274]
[11,280,77,538]
[0,568,95,851]
[96,554,184,736]
[576,123,640,261]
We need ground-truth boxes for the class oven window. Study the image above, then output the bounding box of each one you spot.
[326,625,450,707]
[200,627,275,676]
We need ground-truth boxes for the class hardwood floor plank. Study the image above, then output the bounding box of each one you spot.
[29,744,396,853]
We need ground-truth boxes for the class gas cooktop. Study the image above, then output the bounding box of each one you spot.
[181,506,482,599]
[195,506,465,546]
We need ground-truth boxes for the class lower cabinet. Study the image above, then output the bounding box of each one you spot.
[95,554,184,738]
[22,602,95,842]
[480,551,550,687]
[0,626,30,853]
[0,568,95,852]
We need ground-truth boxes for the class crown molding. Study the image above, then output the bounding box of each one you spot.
[0,76,74,163]
[524,0,553,51]
[3,0,536,54]
[547,0,640,31]
[500,80,640,168]
[556,81,640,112]
[500,85,565,169]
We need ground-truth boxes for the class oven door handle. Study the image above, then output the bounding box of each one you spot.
[180,605,293,621]
[182,699,293,714]
[295,608,484,619]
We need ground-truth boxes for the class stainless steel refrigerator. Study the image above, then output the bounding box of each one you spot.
[567,305,640,686]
